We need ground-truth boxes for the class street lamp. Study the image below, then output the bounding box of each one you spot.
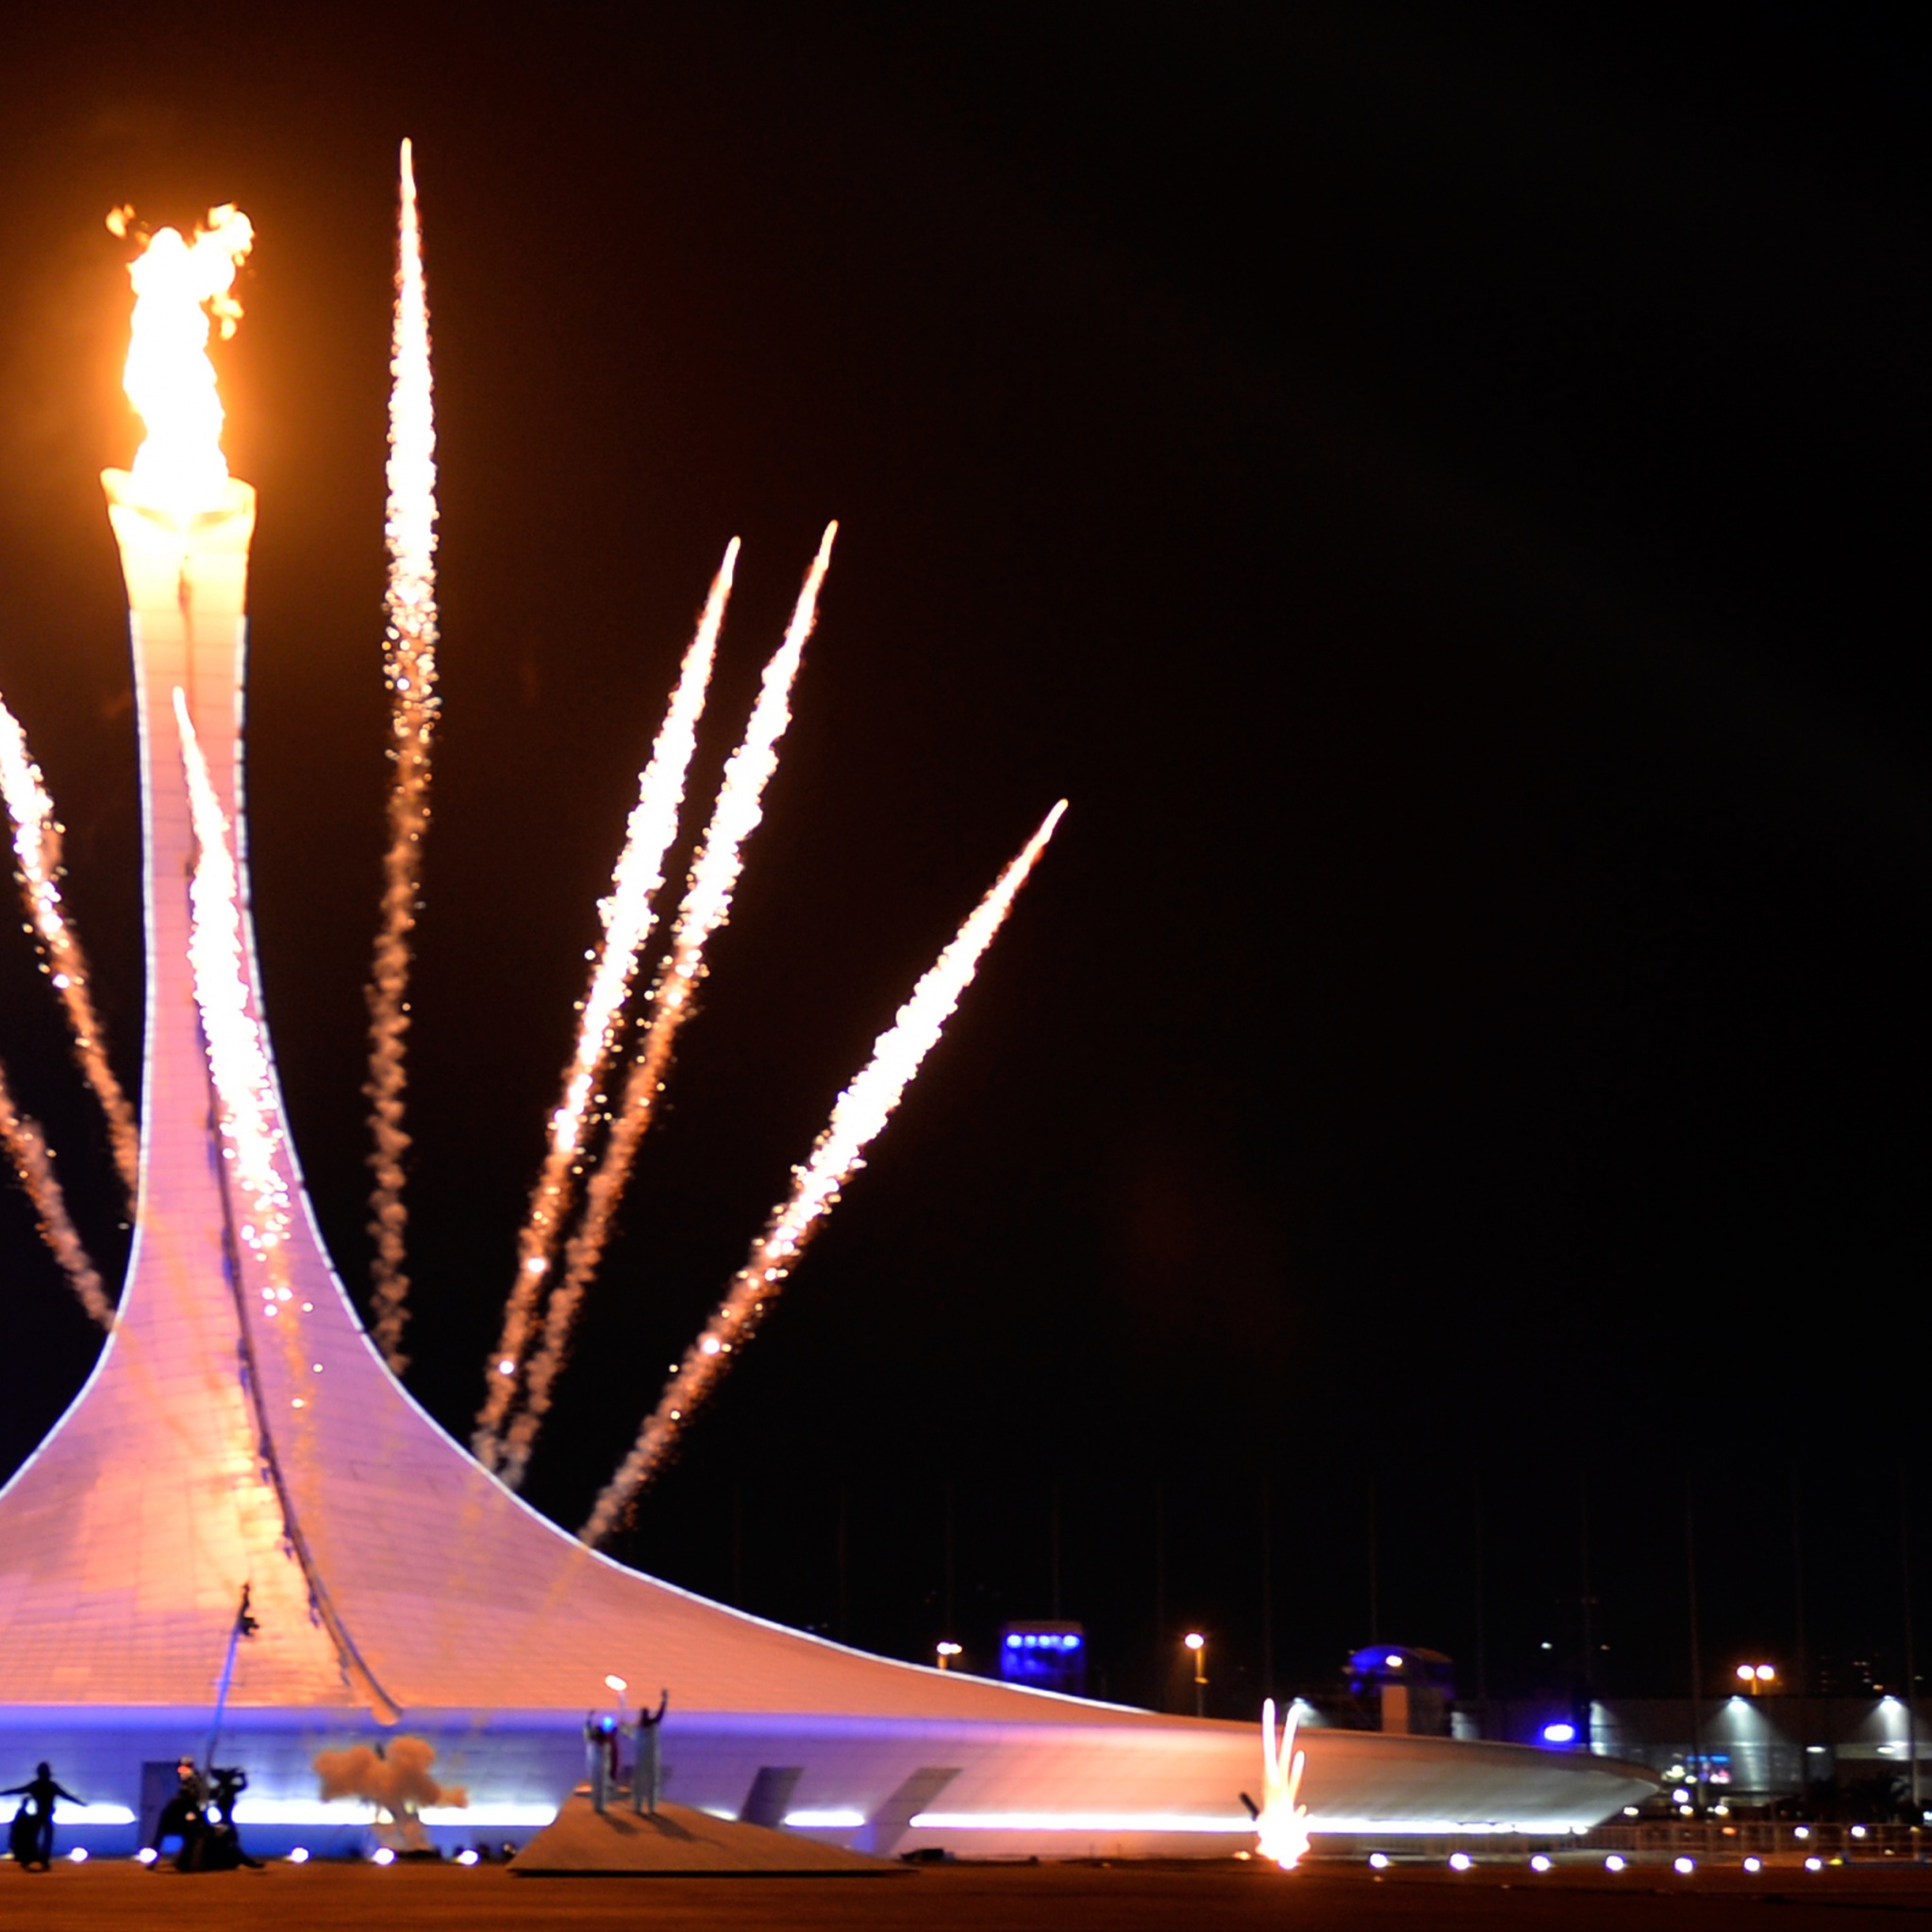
[1737,1663,1775,1696]
[1184,1631,1207,1718]
[936,1641,962,1672]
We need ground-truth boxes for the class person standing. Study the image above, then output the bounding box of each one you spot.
[3,1761,83,1871]
[632,1690,669,1816]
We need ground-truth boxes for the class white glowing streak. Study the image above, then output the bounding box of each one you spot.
[366,137,440,1373]
[475,547,738,1462]
[581,799,1067,1544]
[499,525,835,1487]
[121,206,254,518]
[0,694,139,1201]
[0,1060,112,1328]
[175,691,293,1274]
[1255,1698,1311,1871]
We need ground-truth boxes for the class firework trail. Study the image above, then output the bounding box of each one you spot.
[581,799,1067,1545]
[365,138,440,1373]
[0,1058,113,1328]
[474,544,740,1466]
[175,691,298,1309]
[0,693,140,1206]
[1256,1698,1311,1869]
[499,524,837,1487]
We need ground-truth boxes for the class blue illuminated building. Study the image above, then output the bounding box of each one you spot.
[999,1624,1087,1697]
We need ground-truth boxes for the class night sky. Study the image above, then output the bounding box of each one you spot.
[0,7,1923,1722]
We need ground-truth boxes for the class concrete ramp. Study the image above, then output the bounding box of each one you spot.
[510,1795,899,1875]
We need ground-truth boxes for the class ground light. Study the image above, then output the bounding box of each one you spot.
[1743,1857,1762,1873]
[67,1847,87,1863]
[1448,1853,1472,1871]
[1805,1857,1824,1872]
[372,1847,396,1866]
[456,1849,480,1866]
[288,1847,309,1863]
[1674,1857,1695,1874]
[1368,1853,1390,1870]
[134,1847,158,1865]
[1605,1855,1626,1873]
[1529,1856,1552,1873]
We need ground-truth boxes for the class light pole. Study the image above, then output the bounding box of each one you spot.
[1185,1631,1207,1718]
[936,1641,961,1672]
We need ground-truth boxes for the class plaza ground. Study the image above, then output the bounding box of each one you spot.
[5,1857,1932,1930]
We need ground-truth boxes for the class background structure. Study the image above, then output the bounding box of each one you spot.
[0,5,1923,1720]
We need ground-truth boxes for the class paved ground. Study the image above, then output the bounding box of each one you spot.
[5,1857,1931,1929]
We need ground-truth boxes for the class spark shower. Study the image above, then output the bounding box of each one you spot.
[0,145,1064,1544]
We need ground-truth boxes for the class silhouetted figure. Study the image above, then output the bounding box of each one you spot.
[632,1690,669,1816]
[149,1757,208,1869]
[202,1765,262,1870]
[2,1761,81,1871]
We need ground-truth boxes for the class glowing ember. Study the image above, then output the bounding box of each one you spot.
[475,542,740,1465]
[366,138,441,1373]
[1255,1698,1311,1870]
[0,1060,112,1328]
[112,203,254,519]
[500,525,835,1486]
[580,799,1067,1544]
[0,693,139,1202]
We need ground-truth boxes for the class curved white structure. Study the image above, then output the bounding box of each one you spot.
[0,491,1657,1855]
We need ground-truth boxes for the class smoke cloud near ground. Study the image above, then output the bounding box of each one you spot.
[313,1736,466,1850]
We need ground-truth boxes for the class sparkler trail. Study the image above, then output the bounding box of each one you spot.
[0,1059,112,1328]
[0,694,140,1205]
[581,798,1067,1545]
[475,544,740,1465]
[500,524,837,1487]
[365,138,440,1373]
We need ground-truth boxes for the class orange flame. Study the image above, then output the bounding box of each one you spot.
[115,204,254,516]
[581,800,1067,1544]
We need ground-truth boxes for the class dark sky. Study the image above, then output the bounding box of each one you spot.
[0,5,1924,1721]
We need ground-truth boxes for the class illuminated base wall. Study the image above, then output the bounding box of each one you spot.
[0,527,1657,1857]
[0,1706,1658,1859]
